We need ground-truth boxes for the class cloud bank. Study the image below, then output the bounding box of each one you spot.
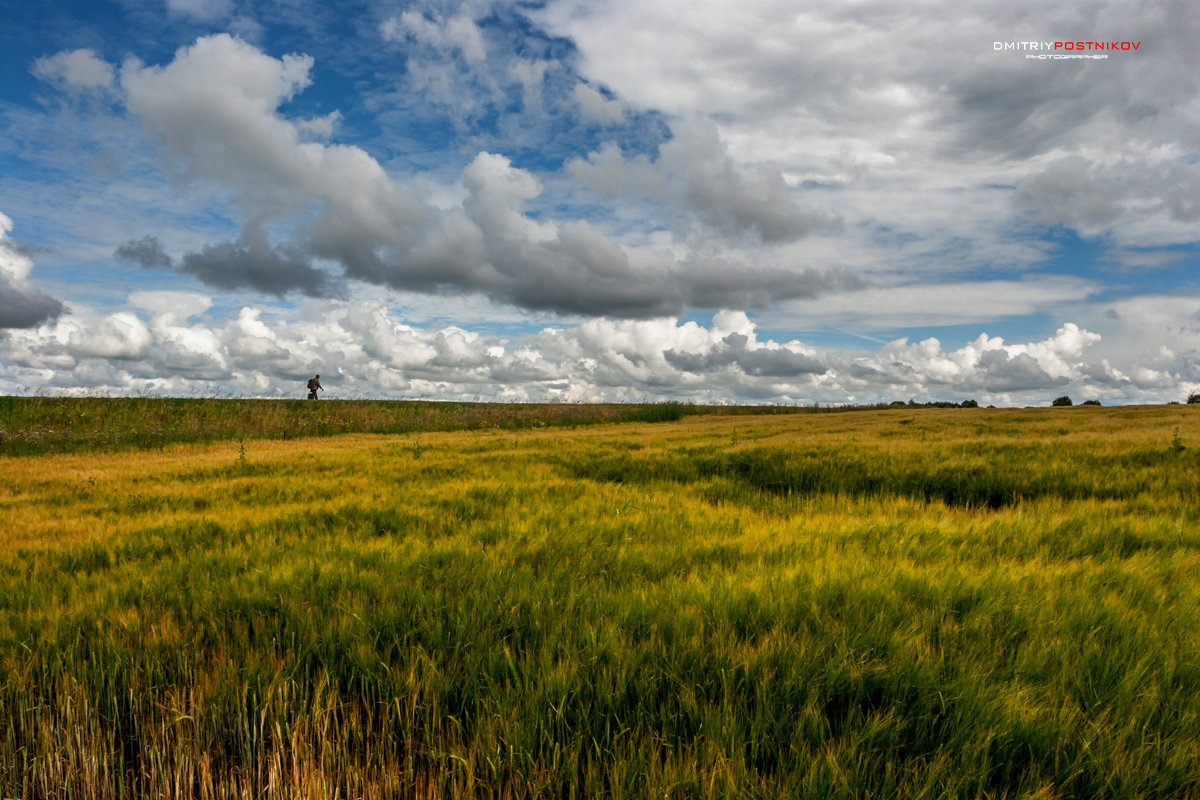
[113,34,848,318]
[4,290,1192,407]
[0,213,65,330]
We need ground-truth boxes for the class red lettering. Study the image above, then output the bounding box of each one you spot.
[1133,42,1140,50]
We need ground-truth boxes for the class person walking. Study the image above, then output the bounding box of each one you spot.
[306,374,323,400]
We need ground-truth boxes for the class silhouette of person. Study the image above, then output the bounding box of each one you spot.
[306,374,323,400]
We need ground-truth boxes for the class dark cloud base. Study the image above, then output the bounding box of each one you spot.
[0,276,64,329]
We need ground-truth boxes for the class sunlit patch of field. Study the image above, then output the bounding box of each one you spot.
[2,406,1199,798]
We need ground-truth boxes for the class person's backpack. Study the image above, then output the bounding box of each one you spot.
[307,378,317,391]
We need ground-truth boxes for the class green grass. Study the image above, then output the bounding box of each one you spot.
[0,396,700,456]
[1,405,1199,797]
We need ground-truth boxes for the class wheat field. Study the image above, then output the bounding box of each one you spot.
[2,403,1199,798]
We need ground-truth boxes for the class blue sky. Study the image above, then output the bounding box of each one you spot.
[1,0,1197,405]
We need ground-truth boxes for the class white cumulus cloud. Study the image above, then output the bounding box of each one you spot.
[383,11,488,64]
[32,48,114,90]
[573,83,625,124]
[113,35,855,317]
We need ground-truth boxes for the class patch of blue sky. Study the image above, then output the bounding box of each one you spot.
[203,294,279,324]
[2,2,118,74]
[2,0,669,199]
[754,320,1027,354]
[749,306,1082,352]
[362,6,664,173]
[40,259,182,309]
[881,317,1069,348]
[674,309,719,329]
[427,317,561,339]
[1040,228,1200,296]
[863,222,924,251]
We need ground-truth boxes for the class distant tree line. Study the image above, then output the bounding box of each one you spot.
[880,399,980,409]
[1055,393,1200,406]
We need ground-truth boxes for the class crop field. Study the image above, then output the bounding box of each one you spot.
[2,402,1199,798]
[0,396,701,456]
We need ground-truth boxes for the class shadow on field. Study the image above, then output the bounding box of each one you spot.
[560,445,1199,508]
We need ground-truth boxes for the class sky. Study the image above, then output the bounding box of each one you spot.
[1,0,1197,406]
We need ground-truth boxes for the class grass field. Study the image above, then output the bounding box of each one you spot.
[0,395,699,456]
[2,402,1199,798]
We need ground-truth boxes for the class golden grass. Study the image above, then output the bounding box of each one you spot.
[1,405,1199,797]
